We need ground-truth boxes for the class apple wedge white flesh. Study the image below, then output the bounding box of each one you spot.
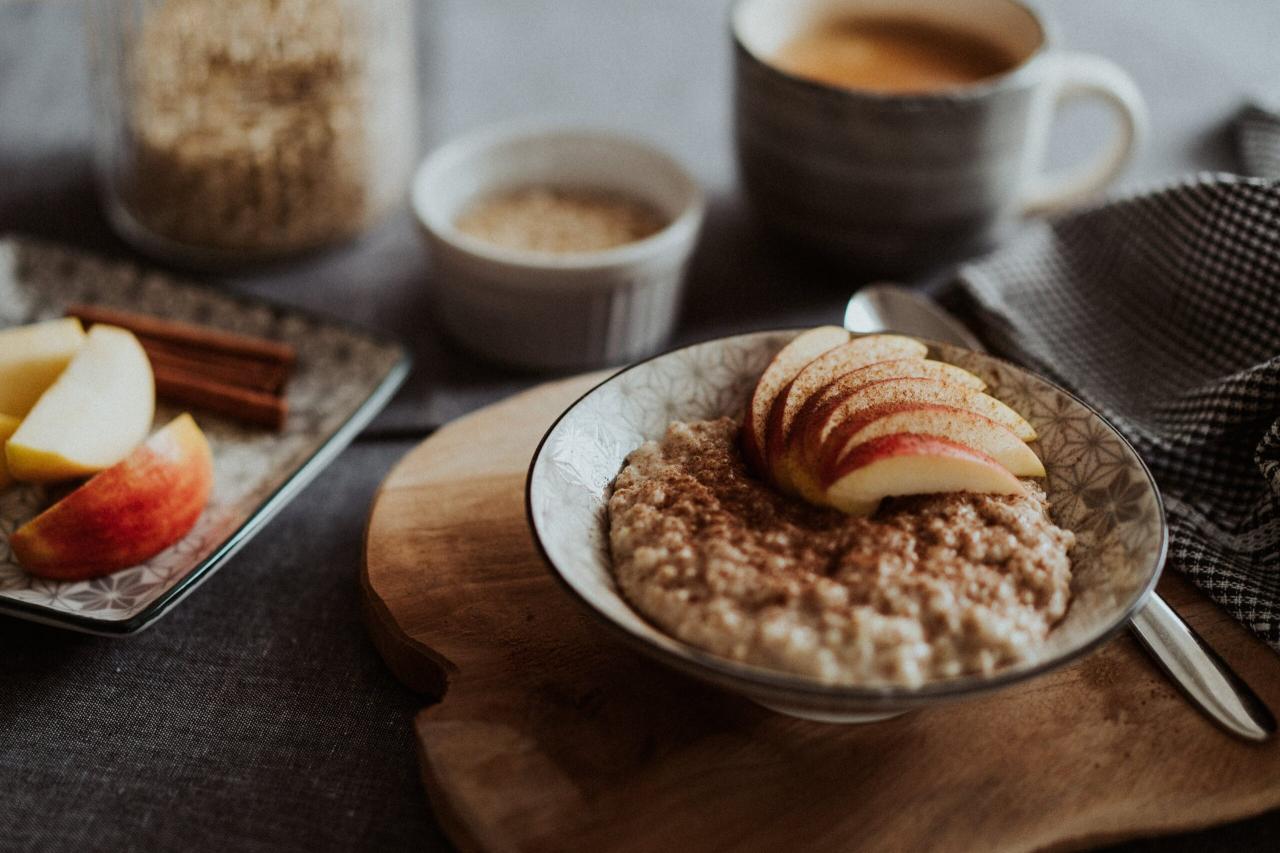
[0,413,19,490]
[741,325,849,477]
[775,359,989,499]
[819,403,1046,485]
[6,325,155,483]
[824,433,1025,516]
[0,317,86,417]
[763,335,925,490]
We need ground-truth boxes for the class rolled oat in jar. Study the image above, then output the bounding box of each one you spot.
[89,0,417,265]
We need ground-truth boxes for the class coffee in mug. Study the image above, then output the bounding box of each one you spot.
[774,16,1022,94]
[733,0,1148,273]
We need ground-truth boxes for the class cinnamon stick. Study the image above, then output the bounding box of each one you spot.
[67,303,296,369]
[152,365,288,430]
[142,339,289,394]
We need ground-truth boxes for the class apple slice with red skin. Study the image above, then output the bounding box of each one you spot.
[10,414,213,581]
[762,335,925,490]
[818,403,1045,487]
[790,376,1035,503]
[824,433,1025,516]
[740,325,849,478]
[794,358,988,436]
[804,376,1035,456]
[774,359,988,499]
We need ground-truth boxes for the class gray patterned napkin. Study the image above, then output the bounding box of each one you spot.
[950,172,1280,654]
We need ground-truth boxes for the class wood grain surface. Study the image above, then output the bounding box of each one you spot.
[361,373,1280,853]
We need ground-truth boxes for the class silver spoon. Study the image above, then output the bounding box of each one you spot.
[845,283,1276,741]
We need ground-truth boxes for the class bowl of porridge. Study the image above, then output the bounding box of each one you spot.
[525,329,1166,722]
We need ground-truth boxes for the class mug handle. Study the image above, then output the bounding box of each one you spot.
[1021,51,1148,215]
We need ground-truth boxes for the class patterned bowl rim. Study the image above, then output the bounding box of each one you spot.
[525,328,1169,705]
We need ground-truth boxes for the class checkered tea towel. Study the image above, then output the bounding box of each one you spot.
[951,172,1280,653]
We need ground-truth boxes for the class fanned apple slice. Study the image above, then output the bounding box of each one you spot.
[790,376,1036,503]
[824,433,1025,516]
[806,376,1035,452]
[740,325,849,477]
[795,358,987,431]
[0,413,19,490]
[777,359,988,499]
[763,335,925,490]
[818,403,1045,486]
[10,414,213,580]
[6,325,155,483]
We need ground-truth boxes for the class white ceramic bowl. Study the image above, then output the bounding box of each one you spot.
[411,125,705,370]
[526,330,1167,723]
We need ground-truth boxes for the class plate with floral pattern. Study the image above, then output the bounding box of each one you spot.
[0,238,410,634]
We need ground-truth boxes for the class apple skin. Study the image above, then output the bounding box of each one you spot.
[817,403,1046,484]
[823,433,1025,516]
[762,336,926,490]
[741,325,849,477]
[10,414,213,581]
[772,360,990,500]
[797,377,1036,479]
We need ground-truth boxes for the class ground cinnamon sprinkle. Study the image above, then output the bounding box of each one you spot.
[608,417,1075,687]
[454,186,668,255]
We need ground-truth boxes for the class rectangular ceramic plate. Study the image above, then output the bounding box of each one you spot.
[0,237,410,634]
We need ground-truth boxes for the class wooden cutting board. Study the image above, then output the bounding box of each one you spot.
[361,373,1280,853]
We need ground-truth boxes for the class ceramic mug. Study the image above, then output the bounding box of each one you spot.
[732,0,1148,272]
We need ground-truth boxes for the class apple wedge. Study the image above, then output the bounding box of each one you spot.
[9,414,213,581]
[788,377,1035,503]
[0,318,86,417]
[0,413,19,490]
[762,335,926,489]
[793,358,987,430]
[824,433,1025,516]
[774,359,988,499]
[818,403,1045,484]
[740,325,849,477]
[805,376,1035,453]
[6,325,155,483]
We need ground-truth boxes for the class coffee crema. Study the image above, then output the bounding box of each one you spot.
[772,16,1020,94]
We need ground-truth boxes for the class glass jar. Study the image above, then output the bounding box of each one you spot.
[86,0,418,268]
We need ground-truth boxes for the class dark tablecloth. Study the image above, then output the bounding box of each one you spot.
[2,1,1279,850]
[2,444,447,851]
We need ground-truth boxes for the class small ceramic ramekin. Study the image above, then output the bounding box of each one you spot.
[411,125,705,370]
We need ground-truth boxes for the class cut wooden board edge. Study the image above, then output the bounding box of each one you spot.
[360,372,607,701]
[360,563,454,699]
[415,722,493,853]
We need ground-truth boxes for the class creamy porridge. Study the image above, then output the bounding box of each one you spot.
[607,417,1074,687]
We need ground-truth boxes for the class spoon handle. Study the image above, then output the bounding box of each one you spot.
[1130,594,1275,741]
[845,282,1275,741]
